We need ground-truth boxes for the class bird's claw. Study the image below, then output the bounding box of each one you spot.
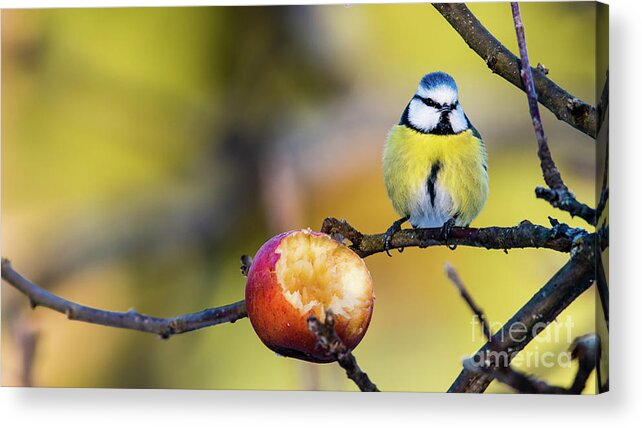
[384,229,395,257]
[440,218,457,250]
[384,216,408,257]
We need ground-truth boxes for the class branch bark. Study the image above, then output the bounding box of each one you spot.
[321,217,586,258]
[433,2,597,138]
[534,187,596,225]
[1,259,247,339]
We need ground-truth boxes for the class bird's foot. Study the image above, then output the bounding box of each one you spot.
[440,218,458,250]
[384,216,409,257]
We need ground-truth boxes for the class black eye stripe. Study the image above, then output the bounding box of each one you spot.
[423,97,437,108]
[415,96,458,110]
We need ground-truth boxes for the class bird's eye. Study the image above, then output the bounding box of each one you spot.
[450,103,457,110]
[423,97,437,108]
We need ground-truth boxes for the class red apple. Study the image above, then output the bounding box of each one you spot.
[245,229,374,363]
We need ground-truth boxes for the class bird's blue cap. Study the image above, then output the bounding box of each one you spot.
[419,72,458,91]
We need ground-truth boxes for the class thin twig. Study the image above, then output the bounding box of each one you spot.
[511,2,564,191]
[240,254,253,277]
[444,263,493,342]
[433,3,597,138]
[534,187,596,225]
[321,217,586,258]
[569,334,601,394]
[509,2,595,225]
[308,310,379,392]
[1,259,247,339]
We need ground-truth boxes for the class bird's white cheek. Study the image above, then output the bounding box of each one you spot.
[449,105,468,133]
[408,100,439,133]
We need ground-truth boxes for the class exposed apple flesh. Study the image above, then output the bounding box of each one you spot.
[245,229,374,363]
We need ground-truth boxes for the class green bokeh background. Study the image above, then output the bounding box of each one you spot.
[2,3,599,392]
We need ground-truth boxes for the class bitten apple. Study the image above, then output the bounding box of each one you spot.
[245,229,374,363]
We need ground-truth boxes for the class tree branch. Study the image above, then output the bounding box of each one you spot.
[447,235,596,392]
[308,310,379,392]
[433,2,597,138]
[321,217,586,258]
[1,258,247,339]
[445,262,599,394]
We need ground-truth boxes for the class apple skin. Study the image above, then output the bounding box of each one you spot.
[245,230,374,363]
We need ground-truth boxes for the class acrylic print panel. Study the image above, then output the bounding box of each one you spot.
[1,2,608,393]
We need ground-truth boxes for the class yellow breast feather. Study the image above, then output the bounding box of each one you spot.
[383,125,488,227]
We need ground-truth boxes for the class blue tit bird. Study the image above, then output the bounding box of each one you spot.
[382,72,488,255]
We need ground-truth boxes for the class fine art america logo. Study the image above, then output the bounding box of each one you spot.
[468,316,576,369]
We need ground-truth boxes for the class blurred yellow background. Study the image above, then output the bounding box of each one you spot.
[2,3,599,392]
